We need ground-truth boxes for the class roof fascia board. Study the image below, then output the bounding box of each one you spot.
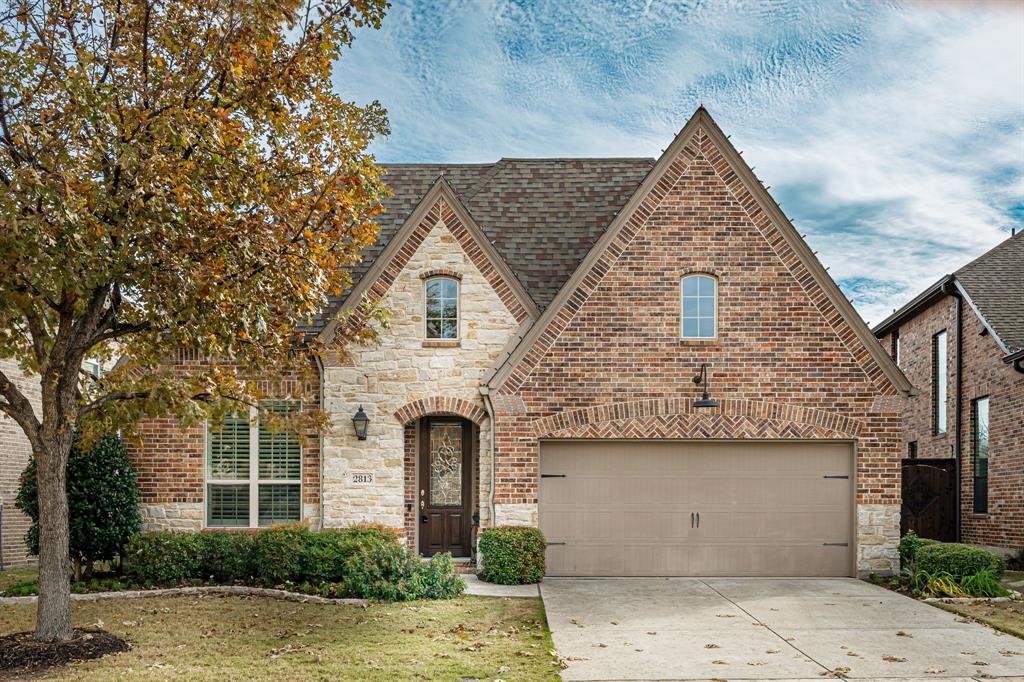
[871,276,953,338]
[952,279,1011,355]
[482,109,703,389]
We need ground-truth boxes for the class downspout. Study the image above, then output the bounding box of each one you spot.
[314,353,326,530]
[942,280,963,543]
[479,386,496,531]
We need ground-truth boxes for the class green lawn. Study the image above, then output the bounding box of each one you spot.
[0,591,560,680]
[0,566,36,593]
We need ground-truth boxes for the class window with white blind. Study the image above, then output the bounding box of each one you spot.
[206,401,301,527]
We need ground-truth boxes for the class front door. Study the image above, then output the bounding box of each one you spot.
[418,417,472,557]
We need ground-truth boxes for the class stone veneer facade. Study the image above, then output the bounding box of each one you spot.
[0,359,41,567]
[127,112,909,576]
[320,199,523,548]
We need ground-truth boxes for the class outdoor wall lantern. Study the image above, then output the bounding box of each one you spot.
[352,406,370,440]
[692,363,719,409]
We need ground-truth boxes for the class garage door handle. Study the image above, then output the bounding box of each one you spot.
[547,542,566,546]
[823,475,849,479]
[541,474,566,478]
[690,512,694,528]
[823,542,848,547]
[696,512,700,528]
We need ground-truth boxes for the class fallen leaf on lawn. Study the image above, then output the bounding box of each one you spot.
[497,666,510,673]
[1000,650,1022,656]
[634,648,643,652]
[819,667,850,678]
[882,655,906,662]
[976,672,995,679]
[518,651,535,657]
[924,668,946,674]
[896,630,912,637]
[646,631,657,635]
[847,652,859,657]
[569,618,583,627]
[785,637,795,641]
[766,649,779,654]
[610,619,619,625]
[146,663,166,670]
[705,643,720,649]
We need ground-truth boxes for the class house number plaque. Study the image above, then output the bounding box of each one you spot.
[351,472,374,485]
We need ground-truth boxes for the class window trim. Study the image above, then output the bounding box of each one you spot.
[680,273,718,340]
[933,330,948,434]
[423,276,460,341]
[204,402,303,528]
[972,396,990,514]
[891,329,901,368]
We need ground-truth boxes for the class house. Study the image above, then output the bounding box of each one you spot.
[130,107,914,577]
[873,232,1024,555]
[0,359,41,568]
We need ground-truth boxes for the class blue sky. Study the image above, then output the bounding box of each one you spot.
[334,0,1024,326]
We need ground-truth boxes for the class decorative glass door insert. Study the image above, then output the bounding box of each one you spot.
[429,422,463,506]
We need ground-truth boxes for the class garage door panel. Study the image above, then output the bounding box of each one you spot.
[539,441,853,577]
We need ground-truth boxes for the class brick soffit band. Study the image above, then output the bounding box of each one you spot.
[316,179,540,345]
[483,107,914,398]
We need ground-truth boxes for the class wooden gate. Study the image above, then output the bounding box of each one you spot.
[901,459,956,542]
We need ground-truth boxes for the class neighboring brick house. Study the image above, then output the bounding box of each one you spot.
[0,359,41,568]
[874,232,1024,554]
[131,107,914,577]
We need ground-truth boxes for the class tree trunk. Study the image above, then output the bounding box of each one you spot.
[34,435,73,641]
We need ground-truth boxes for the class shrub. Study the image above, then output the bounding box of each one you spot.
[478,526,546,585]
[16,433,141,576]
[126,532,203,584]
[343,541,422,601]
[415,553,466,600]
[197,532,256,583]
[898,531,941,570]
[916,542,1004,579]
[299,525,398,585]
[251,524,311,587]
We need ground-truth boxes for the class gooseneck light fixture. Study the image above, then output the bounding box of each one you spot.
[692,363,719,409]
[352,406,370,440]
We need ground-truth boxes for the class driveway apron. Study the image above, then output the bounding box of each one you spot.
[540,577,1024,681]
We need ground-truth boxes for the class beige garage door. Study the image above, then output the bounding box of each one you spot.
[539,440,854,577]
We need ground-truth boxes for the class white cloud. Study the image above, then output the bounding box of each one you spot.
[334,0,1024,324]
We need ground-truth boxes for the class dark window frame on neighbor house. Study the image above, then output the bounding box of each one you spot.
[973,395,990,514]
[932,330,948,434]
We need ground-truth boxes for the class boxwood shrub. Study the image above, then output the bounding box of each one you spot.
[915,542,1004,579]
[126,532,204,585]
[343,543,465,600]
[478,526,546,585]
[898,531,940,569]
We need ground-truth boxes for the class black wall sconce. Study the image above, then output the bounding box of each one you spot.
[352,406,370,440]
[692,363,719,408]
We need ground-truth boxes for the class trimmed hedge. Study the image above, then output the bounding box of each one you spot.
[915,542,1004,579]
[898,531,941,568]
[478,526,546,585]
[123,524,463,601]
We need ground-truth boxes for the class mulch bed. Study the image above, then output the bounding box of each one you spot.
[0,628,129,676]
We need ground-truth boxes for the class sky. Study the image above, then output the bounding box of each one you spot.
[333,0,1024,326]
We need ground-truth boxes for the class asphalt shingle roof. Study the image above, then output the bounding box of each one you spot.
[308,157,655,333]
[955,231,1024,353]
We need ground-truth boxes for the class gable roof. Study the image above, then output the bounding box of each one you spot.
[483,107,914,398]
[306,157,654,334]
[872,231,1024,359]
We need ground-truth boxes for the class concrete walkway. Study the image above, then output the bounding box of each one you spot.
[462,574,539,597]
[541,577,1024,681]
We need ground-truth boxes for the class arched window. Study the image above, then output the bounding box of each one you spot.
[425,277,459,339]
[681,274,717,339]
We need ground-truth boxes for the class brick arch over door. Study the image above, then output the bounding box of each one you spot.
[394,396,487,426]
[531,398,863,439]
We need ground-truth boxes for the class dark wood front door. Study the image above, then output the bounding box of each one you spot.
[418,417,472,557]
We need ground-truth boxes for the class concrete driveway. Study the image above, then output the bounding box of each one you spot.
[541,578,1024,681]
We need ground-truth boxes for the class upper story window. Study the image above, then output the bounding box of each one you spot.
[933,330,948,434]
[206,400,302,528]
[892,330,901,368]
[973,396,990,514]
[681,274,717,339]
[425,277,459,339]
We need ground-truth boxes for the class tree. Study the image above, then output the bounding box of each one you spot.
[0,0,389,640]
[17,432,142,579]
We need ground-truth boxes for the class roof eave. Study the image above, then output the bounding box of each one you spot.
[871,275,954,338]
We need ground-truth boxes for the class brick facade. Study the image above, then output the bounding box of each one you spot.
[490,124,906,575]
[127,348,322,531]
[880,295,1024,552]
[0,359,41,568]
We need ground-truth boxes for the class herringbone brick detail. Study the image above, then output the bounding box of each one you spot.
[546,414,846,440]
